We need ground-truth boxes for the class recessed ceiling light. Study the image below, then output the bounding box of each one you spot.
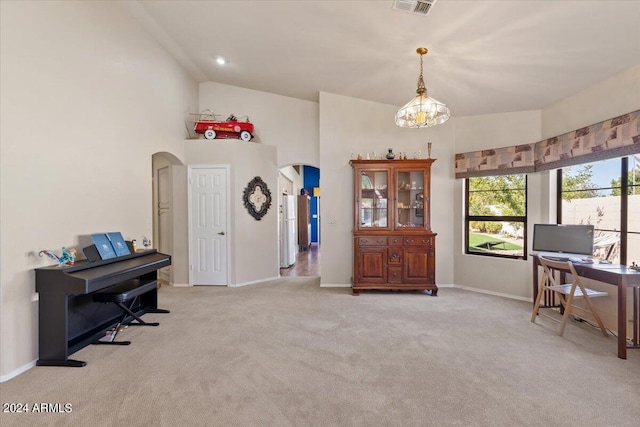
[214,55,227,66]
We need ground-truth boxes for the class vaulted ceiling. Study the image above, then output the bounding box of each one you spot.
[133,0,640,117]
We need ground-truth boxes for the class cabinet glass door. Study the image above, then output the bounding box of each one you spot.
[396,169,426,228]
[359,170,388,228]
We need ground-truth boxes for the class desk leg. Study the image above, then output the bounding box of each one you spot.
[37,293,86,367]
[532,257,539,305]
[632,287,639,348]
[618,282,627,359]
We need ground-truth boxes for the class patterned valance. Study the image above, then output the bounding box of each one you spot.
[455,144,535,178]
[534,110,640,171]
[455,110,640,178]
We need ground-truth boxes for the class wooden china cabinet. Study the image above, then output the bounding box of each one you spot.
[350,159,437,296]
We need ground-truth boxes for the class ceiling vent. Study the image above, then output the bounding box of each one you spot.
[392,0,437,16]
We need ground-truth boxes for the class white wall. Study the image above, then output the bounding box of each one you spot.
[319,92,456,286]
[196,84,462,288]
[171,165,189,285]
[2,0,637,381]
[453,111,542,299]
[539,64,640,336]
[542,64,640,139]
[0,1,198,379]
[199,82,319,168]
[451,65,640,337]
[184,141,279,285]
[196,83,318,284]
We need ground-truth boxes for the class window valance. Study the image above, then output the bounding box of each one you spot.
[455,144,535,178]
[455,110,640,178]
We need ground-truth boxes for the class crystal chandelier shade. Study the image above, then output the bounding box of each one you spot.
[395,47,450,128]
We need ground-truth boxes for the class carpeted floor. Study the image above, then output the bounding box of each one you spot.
[2,278,639,427]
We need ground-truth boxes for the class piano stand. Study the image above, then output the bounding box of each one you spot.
[36,250,171,367]
[36,359,87,368]
[94,341,131,346]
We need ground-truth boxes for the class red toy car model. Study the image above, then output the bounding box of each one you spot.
[193,112,254,142]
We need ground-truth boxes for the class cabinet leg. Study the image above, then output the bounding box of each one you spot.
[352,290,360,296]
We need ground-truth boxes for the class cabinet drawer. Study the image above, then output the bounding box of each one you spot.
[388,247,403,264]
[388,267,403,283]
[359,237,388,246]
[388,237,403,246]
[404,236,433,246]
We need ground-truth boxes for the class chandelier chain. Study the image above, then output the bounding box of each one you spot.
[416,51,426,96]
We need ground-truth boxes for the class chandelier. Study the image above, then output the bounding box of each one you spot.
[395,47,450,128]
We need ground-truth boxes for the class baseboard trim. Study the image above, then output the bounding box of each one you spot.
[232,276,281,288]
[1,359,36,383]
[317,282,530,302]
[450,284,531,302]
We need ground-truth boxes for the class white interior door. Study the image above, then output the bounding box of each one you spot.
[189,166,228,285]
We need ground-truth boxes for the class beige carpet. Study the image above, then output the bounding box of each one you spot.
[2,278,639,427]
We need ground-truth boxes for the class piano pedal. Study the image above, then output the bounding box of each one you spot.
[93,324,131,345]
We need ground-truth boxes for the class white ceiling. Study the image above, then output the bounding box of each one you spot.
[133,0,640,117]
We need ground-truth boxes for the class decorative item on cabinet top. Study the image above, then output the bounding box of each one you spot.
[349,158,437,165]
[386,148,396,159]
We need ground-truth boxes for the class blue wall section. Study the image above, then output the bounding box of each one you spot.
[303,165,320,243]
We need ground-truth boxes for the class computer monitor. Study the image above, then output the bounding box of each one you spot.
[532,224,594,256]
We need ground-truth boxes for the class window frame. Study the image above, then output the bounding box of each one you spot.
[557,156,636,264]
[464,175,528,260]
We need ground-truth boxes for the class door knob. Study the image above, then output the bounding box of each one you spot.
[218,231,225,235]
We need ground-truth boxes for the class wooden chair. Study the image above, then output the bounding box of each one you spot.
[531,256,609,337]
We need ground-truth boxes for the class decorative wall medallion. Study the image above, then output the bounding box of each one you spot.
[243,176,272,220]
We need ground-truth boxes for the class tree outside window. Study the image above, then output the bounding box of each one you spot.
[559,156,640,264]
[465,175,526,259]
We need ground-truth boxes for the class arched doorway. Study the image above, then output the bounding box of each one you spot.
[278,164,320,277]
[152,151,185,286]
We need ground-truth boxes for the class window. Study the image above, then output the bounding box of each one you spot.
[465,174,527,259]
[558,155,640,264]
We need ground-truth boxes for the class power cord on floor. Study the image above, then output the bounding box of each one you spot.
[574,317,619,339]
